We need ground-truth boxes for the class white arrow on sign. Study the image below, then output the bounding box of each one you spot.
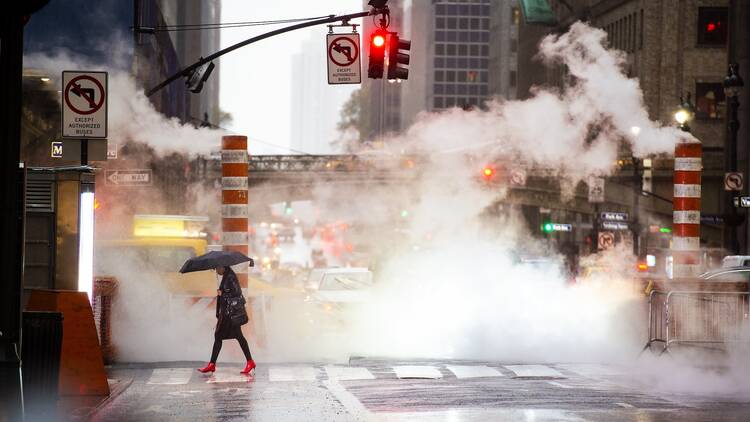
[105,169,152,186]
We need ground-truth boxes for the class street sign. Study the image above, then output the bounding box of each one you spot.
[551,223,572,232]
[598,231,615,250]
[741,196,750,208]
[51,141,63,158]
[588,177,605,203]
[57,139,108,161]
[107,142,118,159]
[509,168,527,187]
[725,172,743,191]
[105,169,152,186]
[600,212,628,221]
[327,33,361,85]
[601,221,629,231]
[701,214,724,224]
[62,71,108,139]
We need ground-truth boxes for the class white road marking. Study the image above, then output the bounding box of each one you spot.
[393,366,443,379]
[146,368,193,385]
[616,402,635,408]
[546,381,573,389]
[269,366,317,382]
[324,365,375,381]
[206,370,253,384]
[558,363,625,378]
[323,379,376,421]
[446,365,503,379]
[504,365,565,378]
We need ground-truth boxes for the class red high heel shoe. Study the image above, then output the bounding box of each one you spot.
[197,362,216,373]
[240,360,256,375]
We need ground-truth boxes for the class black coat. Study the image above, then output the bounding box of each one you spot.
[214,268,244,340]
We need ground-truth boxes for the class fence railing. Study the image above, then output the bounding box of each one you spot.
[644,290,750,354]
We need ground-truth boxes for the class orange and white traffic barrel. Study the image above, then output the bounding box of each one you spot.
[672,138,702,278]
[221,135,249,288]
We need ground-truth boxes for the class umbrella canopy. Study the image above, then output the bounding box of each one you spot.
[179,250,254,274]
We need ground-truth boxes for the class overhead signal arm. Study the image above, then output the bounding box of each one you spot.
[146,4,390,97]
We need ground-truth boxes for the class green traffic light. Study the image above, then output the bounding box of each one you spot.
[285,207,293,215]
[659,227,672,233]
[542,223,553,233]
[400,209,409,218]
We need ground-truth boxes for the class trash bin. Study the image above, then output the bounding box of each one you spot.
[22,311,63,420]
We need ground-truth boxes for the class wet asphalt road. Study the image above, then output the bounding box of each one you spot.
[93,359,750,421]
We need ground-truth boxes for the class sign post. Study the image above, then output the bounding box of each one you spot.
[61,71,108,165]
[326,33,361,85]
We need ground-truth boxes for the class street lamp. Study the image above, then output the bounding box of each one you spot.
[724,62,744,253]
[674,94,695,132]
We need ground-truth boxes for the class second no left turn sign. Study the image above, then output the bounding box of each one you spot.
[62,70,108,139]
[327,33,361,85]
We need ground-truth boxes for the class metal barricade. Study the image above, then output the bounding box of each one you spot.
[643,290,750,354]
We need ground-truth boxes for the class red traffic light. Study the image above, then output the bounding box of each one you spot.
[707,22,716,32]
[482,166,495,180]
[368,30,387,79]
[372,34,386,47]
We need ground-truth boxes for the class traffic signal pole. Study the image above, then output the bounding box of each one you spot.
[145,8,388,97]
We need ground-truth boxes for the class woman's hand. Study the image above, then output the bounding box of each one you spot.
[217,289,222,296]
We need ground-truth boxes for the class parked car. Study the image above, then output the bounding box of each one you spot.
[698,266,750,283]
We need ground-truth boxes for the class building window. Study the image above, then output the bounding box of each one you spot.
[697,7,728,46]
[512,7,520,26]
[510,70,517,87]
[695,82,725,119]
[434,97,444,109]
[435,71,444,82]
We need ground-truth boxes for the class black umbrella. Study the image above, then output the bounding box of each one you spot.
[179,250,254,274]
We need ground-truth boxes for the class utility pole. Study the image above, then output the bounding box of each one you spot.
[632,157,641,256]
[729,0,750,253]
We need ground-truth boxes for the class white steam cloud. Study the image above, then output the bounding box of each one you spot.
[27,23,749,398]
[24,49,224,156]
[398,23,693,185]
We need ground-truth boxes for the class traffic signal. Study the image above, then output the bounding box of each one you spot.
[641,158,652,194]
[541,221,554,233]
[387,33,411,80]
[481,165,495,181]
[368,30,387,79]
[185,59,215,93]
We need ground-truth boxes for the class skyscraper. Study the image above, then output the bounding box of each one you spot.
[402,0,519,127]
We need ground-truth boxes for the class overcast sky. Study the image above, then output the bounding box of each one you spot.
[220,0,361,155]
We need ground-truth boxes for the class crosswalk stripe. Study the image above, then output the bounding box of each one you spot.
[558,364,624,378]
[504,364,564,378]
[269,366,317,382]
[446,365,503,379]
[393,366,443,379]
[324,366,375,381]
[147,368,193,385]
[206,370,253,384]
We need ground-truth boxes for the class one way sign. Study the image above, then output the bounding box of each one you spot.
[105,169,152,186]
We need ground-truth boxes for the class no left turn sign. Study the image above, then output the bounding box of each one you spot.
[725,172,743,191]
[327,33,361,85]
[62,71,108,139]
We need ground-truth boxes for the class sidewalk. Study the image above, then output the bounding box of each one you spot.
[58,376,132,421]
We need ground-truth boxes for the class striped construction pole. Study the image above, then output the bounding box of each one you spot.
[672,138,702,278]
[221,135,249,288]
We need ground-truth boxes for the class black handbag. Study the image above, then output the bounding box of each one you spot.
[227,296,249,326]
